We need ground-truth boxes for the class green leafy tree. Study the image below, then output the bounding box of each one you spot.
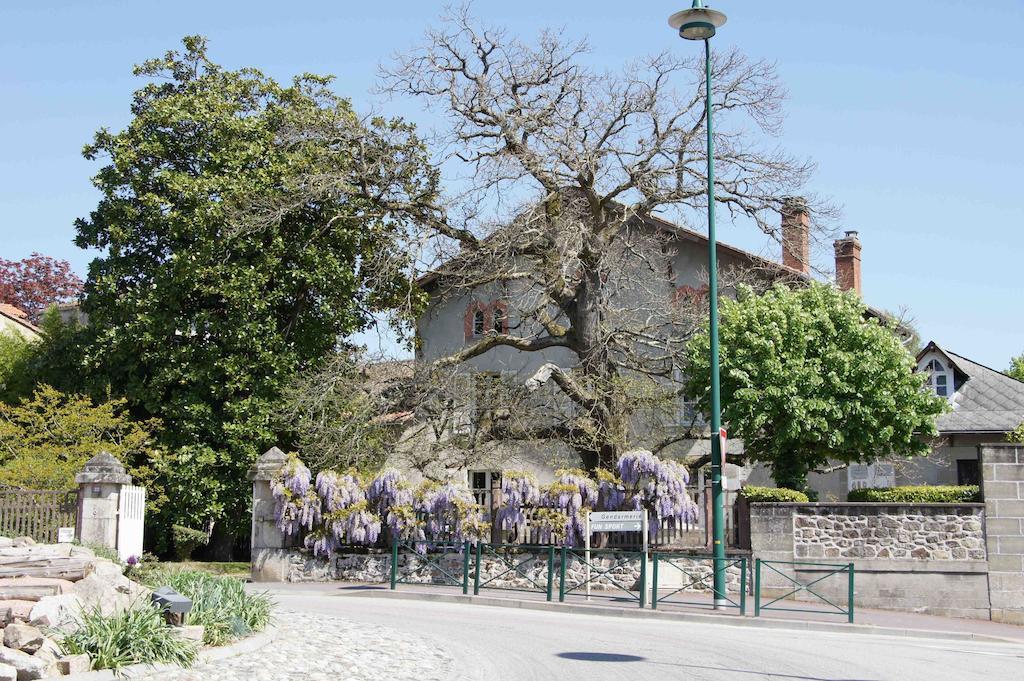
[0,385,158,490]
[74,36,419,553]
[0,331,35,404]
[686,282,948,491]
[1008,353,1024,382]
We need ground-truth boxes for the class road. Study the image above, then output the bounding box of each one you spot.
[269,590,1024,681]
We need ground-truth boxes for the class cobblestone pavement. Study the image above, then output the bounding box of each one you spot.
[139,610,453,681]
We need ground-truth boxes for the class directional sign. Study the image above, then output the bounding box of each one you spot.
[719,427,728,458]
[589,510,644,532]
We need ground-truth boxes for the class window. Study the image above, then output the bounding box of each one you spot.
[468,470,502,509]
[492,306,505,334]
[957,459,980,486]
[472,308,486,336]
[925,358,951,397]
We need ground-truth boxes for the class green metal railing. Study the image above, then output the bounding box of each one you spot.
[558,547,647,608]
[754,559,855,623]
[473,543,556,600]
[390,540,472,594]
[651,553,746,614]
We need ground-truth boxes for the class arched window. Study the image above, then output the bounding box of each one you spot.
[473,308,486,336]
[925,358,950,397]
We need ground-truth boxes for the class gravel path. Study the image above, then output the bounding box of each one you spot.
[139,610,452,681]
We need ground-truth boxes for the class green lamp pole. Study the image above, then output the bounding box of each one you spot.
[669,0,729,609]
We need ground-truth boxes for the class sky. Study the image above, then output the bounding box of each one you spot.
[1,0,1021,369]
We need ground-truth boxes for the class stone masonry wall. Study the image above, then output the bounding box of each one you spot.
[981,443,1024,625]
[750,502,991,620]
[285,549,748,594]
[793,506,985,561]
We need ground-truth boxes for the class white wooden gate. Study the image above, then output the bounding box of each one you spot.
[116,485,146,562]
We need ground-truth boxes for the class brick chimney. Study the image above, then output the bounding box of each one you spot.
[834,231,862,295]
[781,197,810,273]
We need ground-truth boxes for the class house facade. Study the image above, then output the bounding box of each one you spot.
[0,303,40,341]
[411,200,873,498]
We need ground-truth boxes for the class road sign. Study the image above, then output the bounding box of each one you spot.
[719,427,727,458]
[589,510,644,532]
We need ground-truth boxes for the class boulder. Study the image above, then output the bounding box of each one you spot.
[0,646,46,680]
[29,641,58,679]
[56,654,90,675]
[0,601,35,625]
[86,560,133,594]
[29,594,83,632]
[0,663,15,681]
[10,538,35,549]
[2,625,43,654]
[70,574,128,617]
[0,537,12,549]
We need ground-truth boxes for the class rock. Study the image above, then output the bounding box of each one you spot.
[0,645,46,680]
[0,663,15,681]
[87,560,133,593]
[10,538,35,548]
[70,573,128,617]
[0,538,12,549]
[0,578,75,602]
[56,654,90,675]
[29,641,58,679]
[2,625,43,654]
[171,625,205,642]
[29,594,83,632]
[0,601,35,625]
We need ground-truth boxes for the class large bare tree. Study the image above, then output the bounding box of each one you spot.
[256,6,834,471]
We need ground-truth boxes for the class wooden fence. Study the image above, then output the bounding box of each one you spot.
[0,488,77,544]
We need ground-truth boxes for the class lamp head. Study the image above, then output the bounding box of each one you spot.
[668,1,727,40]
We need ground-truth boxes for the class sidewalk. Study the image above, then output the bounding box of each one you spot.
[257,580,1024,644]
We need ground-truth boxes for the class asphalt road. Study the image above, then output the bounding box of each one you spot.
[270,591,1024,681]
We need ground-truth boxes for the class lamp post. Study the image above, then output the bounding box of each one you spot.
[669,0,729,610]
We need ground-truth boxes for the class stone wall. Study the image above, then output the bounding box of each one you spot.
[981,443,1024,625]
[793,506,985,561]
[750,502,991,620]
[284,548,748,594]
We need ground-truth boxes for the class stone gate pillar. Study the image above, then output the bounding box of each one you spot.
[980,442,1024,624]
[248,447,293,582]
[75,451,132,549]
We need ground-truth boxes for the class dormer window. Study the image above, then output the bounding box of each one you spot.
[925,358,951,397]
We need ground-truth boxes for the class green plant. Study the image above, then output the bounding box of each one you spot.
[79,542,123,566]
[686,283,948,490]
[141,569,272,646]
[60,604,197,670]
[739,486,810,503]
[171,525,209,561]
[847,485,981,503]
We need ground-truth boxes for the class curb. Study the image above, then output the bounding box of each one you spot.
[61,623,279,680]
[342,589,1023,645]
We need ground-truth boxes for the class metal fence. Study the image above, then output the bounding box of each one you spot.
[0,488,77,544]
[754,559,855,623]
[651,553,747,614]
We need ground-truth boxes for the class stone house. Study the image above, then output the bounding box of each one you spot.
[410,200,873,500]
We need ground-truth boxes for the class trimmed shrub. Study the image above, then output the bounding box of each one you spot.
[847,485,981,503]
[171,525,209,561]
[60,604,198,670]
[739,486,810,503]
[142,569,273,646]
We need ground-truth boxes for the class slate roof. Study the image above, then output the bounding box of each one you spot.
[920,342,1024,434]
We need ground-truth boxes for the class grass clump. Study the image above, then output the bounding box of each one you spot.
[61,604,198,670]
[142,569,273,646]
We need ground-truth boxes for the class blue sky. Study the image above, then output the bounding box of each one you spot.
[1,1,1021,369]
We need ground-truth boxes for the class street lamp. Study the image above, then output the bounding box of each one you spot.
[669,0,729,610]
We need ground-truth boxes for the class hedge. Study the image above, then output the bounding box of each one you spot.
[846,485,982,503]
[739,486,810,503]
